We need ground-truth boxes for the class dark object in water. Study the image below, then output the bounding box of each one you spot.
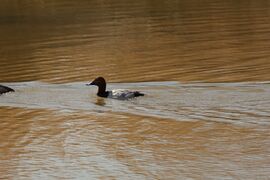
[0,85,14,95]
[86,77,144,100]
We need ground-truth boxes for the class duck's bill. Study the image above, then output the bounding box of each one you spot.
[86,82,94,86]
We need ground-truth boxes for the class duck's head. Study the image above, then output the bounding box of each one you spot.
[87,77,106,87]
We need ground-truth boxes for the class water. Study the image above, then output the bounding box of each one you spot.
[1,81,270,126]
[1,0,270,179]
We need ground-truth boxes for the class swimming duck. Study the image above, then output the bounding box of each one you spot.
[0,84,14,95]
[87,77,144,99]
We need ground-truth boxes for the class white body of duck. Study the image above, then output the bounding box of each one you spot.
[108,89,142,99]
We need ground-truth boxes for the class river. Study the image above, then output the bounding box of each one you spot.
[1,1,270,179]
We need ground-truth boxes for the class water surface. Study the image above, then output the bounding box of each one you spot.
[1,0,270,179]
[1,0,270,83]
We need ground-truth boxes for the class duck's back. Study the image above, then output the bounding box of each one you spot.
[108,89,143,99]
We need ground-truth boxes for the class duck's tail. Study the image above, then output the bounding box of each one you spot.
[134,91,144,97]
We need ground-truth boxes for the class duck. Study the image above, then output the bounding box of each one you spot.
[87,77,144,100]
[0,84,14,95]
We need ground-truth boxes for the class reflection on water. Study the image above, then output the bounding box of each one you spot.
[1,81,270,126]
[1,0,270,179]
[95,98,106,106]
[1,0,270,83]
[0,107,270,179]
[0,81,270,179]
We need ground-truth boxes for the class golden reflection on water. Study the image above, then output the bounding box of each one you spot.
[1,0,270,83]
[0,107,269,179]
[95,98,106,106]
[1,0,270,179]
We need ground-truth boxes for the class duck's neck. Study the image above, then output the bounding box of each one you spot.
[97,84,108,97]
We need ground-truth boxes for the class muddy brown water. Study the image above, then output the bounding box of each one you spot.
[1,1,270,179]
